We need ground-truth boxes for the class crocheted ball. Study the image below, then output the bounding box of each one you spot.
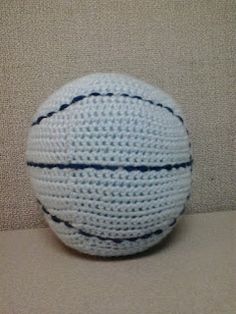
[27,73,192,257]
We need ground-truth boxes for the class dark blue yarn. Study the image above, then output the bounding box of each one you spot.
[169,218,177,227]
[27,159,193,172]
[31,92,185,126]
[41,205,180,243]
[31,91,193,169]
[180,207,186,215]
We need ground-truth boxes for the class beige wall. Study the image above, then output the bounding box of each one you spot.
[1,0,235,231]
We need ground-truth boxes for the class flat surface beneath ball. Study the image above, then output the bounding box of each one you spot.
[0,211,235,314]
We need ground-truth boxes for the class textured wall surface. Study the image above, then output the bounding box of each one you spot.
[1,0,235,231]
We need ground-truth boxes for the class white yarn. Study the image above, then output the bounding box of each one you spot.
[27,73,192,257]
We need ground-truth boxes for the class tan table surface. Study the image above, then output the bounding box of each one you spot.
[1,211,235,314]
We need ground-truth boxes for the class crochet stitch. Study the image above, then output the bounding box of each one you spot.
[40,202,178,243]
[27,73,192,257]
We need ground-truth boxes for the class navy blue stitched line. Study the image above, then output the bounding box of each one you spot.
[41,205,178,243]
[27,159,193,172]
[32,92,184,126]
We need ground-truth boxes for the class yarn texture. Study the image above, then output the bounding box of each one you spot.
[27,73,192,257]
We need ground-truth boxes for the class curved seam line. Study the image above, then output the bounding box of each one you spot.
[32,92,184,126]
[27,159,193,172]
[41,205,178,243]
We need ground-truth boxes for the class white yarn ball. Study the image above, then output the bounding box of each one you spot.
[27,73,192,257]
